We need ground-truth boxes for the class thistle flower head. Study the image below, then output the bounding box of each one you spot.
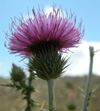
[5,6,84,59]
[6,6,84,80]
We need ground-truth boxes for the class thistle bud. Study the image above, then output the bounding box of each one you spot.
[67,102,77,110]
[10,63,26,82]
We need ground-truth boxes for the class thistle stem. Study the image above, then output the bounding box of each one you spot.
[82,46,94,111]
[25,73,33,111]
[47,79,56,111]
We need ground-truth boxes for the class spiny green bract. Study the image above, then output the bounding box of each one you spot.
[29,49,69,80]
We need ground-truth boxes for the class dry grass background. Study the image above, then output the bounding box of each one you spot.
[0,75,100,111]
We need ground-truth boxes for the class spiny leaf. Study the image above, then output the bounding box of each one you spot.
[0,83,14,88]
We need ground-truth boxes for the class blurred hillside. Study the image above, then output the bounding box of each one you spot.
[0,75,100,111]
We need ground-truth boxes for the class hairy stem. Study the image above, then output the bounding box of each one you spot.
[82,46,94,111]
[47,79,56,111]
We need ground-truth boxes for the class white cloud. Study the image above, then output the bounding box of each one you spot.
[44,6,64,17]
[45,7,54,14]
[63,41,100,76]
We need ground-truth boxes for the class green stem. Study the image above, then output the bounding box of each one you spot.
[25,73,33,111]
[82,46,94,111]
[47,79,56,111]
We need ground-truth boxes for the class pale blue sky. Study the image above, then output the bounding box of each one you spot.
[0,0,100,77]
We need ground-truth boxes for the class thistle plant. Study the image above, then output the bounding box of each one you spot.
[5,5,84,111]
[66,93,77,111]
[82,46,94,111]
[67,102,77,111]
[0,63,35,111]
[25,57,35,111]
